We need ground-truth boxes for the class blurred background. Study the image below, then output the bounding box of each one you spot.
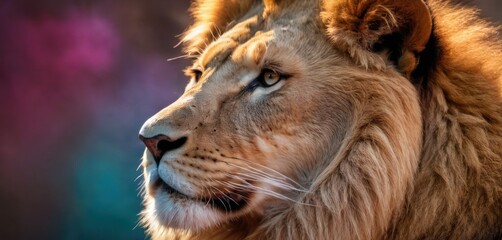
[0,0,500,239]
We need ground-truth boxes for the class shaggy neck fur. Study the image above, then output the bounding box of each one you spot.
[388,1,502,238]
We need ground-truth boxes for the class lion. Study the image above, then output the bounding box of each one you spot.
[138,0,502,239]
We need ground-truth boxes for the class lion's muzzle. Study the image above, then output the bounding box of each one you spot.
[139,134,187,165]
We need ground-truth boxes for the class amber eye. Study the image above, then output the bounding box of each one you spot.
[258,69,283,87]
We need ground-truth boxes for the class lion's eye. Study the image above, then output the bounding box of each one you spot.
[258,69,283,87]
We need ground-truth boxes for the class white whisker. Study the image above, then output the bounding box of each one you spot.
[222,177,317,207]
[224,171,306,194]
[167,54,192,62]
[134,174,143,182]
[225,163,310,193]
[225,156,306,189]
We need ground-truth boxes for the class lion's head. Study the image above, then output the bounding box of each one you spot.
[138,0,502,239]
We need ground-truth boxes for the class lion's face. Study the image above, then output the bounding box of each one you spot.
[139,7,354,230]
[139,0,430,234]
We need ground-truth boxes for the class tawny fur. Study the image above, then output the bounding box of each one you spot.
[141,0,502,239]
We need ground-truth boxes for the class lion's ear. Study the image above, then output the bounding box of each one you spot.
[321,0,432,76]
[181,0,256,56]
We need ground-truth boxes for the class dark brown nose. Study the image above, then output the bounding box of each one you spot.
[139,134,188,165]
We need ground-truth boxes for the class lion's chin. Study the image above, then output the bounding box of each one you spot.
[142,179,251,231]
[147,194,223,231]
[155,178,249,212]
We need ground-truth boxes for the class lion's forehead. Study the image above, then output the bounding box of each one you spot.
[197,15,307,74]
[198,16,261,67]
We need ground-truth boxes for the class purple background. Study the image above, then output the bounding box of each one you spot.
[0,0,500,239]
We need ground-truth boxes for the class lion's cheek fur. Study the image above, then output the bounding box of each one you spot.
[244,72,423,239]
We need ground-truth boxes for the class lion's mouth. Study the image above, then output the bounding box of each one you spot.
[155,178,249,212]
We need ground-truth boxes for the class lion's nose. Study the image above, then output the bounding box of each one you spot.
[139,134,188,165]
